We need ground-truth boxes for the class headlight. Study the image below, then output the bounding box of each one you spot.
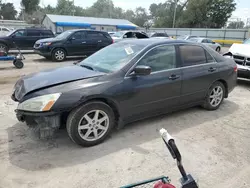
[17,93,61,112]
[42,42,52,46]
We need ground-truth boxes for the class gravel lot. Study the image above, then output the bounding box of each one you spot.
[0,51,250,188]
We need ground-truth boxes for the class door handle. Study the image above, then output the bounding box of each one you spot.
[82,41,86,44]
[208,67,216,72]
[98,40,102,43]
[168,74,180,80]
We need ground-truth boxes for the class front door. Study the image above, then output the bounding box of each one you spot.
[11,29,28,48]
[178,44,219,105]
[121,45,182,119]
[66,31,87,56]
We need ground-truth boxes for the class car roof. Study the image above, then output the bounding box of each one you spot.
[119,38,190,46]
[64,29,108,33]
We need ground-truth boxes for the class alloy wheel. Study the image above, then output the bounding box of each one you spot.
[55,50,65,61]
[0,45,6,51]
[209,86,223,107]
[78,110,109,141]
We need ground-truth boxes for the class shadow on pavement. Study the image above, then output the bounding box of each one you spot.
[7,100,239,171]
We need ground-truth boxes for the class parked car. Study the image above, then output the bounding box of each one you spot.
[188,37,221,52]
[112,31,149,42]
[228,38,250,79]
[108,31,116,36]
[177,35,198,40]
[148,32,169,38]
[34,29,113,61]
[0,27,11,36]
[0,28,54,52]
[12,39,237,147]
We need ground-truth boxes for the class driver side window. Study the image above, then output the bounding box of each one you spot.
[13,30,26,37]
[137,45,176,72]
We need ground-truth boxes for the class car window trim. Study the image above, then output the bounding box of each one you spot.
[125,43,180,78]
[178,44,217,68]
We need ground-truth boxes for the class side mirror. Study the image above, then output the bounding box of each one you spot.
[70,37,76,41]
[11,35,16,38]
[132,65,151,76]
[123,35,127,38]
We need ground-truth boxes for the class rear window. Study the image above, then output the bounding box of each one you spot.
[41,30,54,37]
[27,30,40,37]
[179,45,207,66]
[86,31,104,38]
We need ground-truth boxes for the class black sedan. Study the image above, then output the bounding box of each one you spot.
[12,39,237,147]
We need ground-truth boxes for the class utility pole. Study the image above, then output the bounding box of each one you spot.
[172,0,177,28]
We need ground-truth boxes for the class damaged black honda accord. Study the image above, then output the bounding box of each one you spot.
[12,39,237,147]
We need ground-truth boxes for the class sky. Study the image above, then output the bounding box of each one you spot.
[3,0,250,23]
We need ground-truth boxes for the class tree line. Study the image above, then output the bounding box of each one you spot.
[0,0,247,29]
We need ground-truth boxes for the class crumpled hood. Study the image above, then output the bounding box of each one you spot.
[229,43,250,57]
[14,65,105,101]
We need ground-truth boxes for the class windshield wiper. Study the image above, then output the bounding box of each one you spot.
[80,64,95,71]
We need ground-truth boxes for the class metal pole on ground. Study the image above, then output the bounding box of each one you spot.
[172,0,177,28]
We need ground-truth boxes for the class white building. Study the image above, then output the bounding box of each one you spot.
[42,14,138,34]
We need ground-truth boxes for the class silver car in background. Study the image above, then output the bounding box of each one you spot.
[188,37,221,52]
[111,31,148,42]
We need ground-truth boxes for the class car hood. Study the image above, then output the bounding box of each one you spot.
[13,65,105,101]
[229,43,250,57]
[36,37,60,43]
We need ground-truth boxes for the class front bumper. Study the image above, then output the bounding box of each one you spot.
[33,47,52,57]
[237,65,250,79]
[16,110,61,138]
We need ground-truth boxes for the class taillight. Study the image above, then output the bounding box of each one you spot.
[234,66,238,72]
[112,39,114,43]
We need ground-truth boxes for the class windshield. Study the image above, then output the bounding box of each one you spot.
[79,42,146,73]
[55,31,73,39]
[243,38,250,44]
[112,31,124,38]
[177,36,187,40]
[188,38,199,42]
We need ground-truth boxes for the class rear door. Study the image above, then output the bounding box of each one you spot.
[26,30,42,48]
[85,31,103,54]
[178,44,219,105]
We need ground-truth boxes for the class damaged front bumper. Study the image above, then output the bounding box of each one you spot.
[15,110,61,138]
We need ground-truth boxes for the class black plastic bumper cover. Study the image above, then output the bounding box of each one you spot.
[16,110,61,138]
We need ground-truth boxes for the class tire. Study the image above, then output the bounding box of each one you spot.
[52,48,66,62]
[216,47,221,53]
[0,43,8,52]
[13,60,24,69]
[202,81,225,111]
[66,101,115,147]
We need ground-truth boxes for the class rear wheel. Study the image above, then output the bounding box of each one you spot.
[52,48,66,62]
[203,81,225,110]
[66,101,115,147]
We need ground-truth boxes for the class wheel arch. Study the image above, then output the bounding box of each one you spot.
[69,96,121,128]
[213,79,228,98]
[52,47,68,56]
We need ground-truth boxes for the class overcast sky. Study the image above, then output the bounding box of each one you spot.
[3,0,250,22]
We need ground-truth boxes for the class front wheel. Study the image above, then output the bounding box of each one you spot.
[13,60,24,69]
[66,101,115,147]
[52,48,66,62]
[203,81,225,110]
